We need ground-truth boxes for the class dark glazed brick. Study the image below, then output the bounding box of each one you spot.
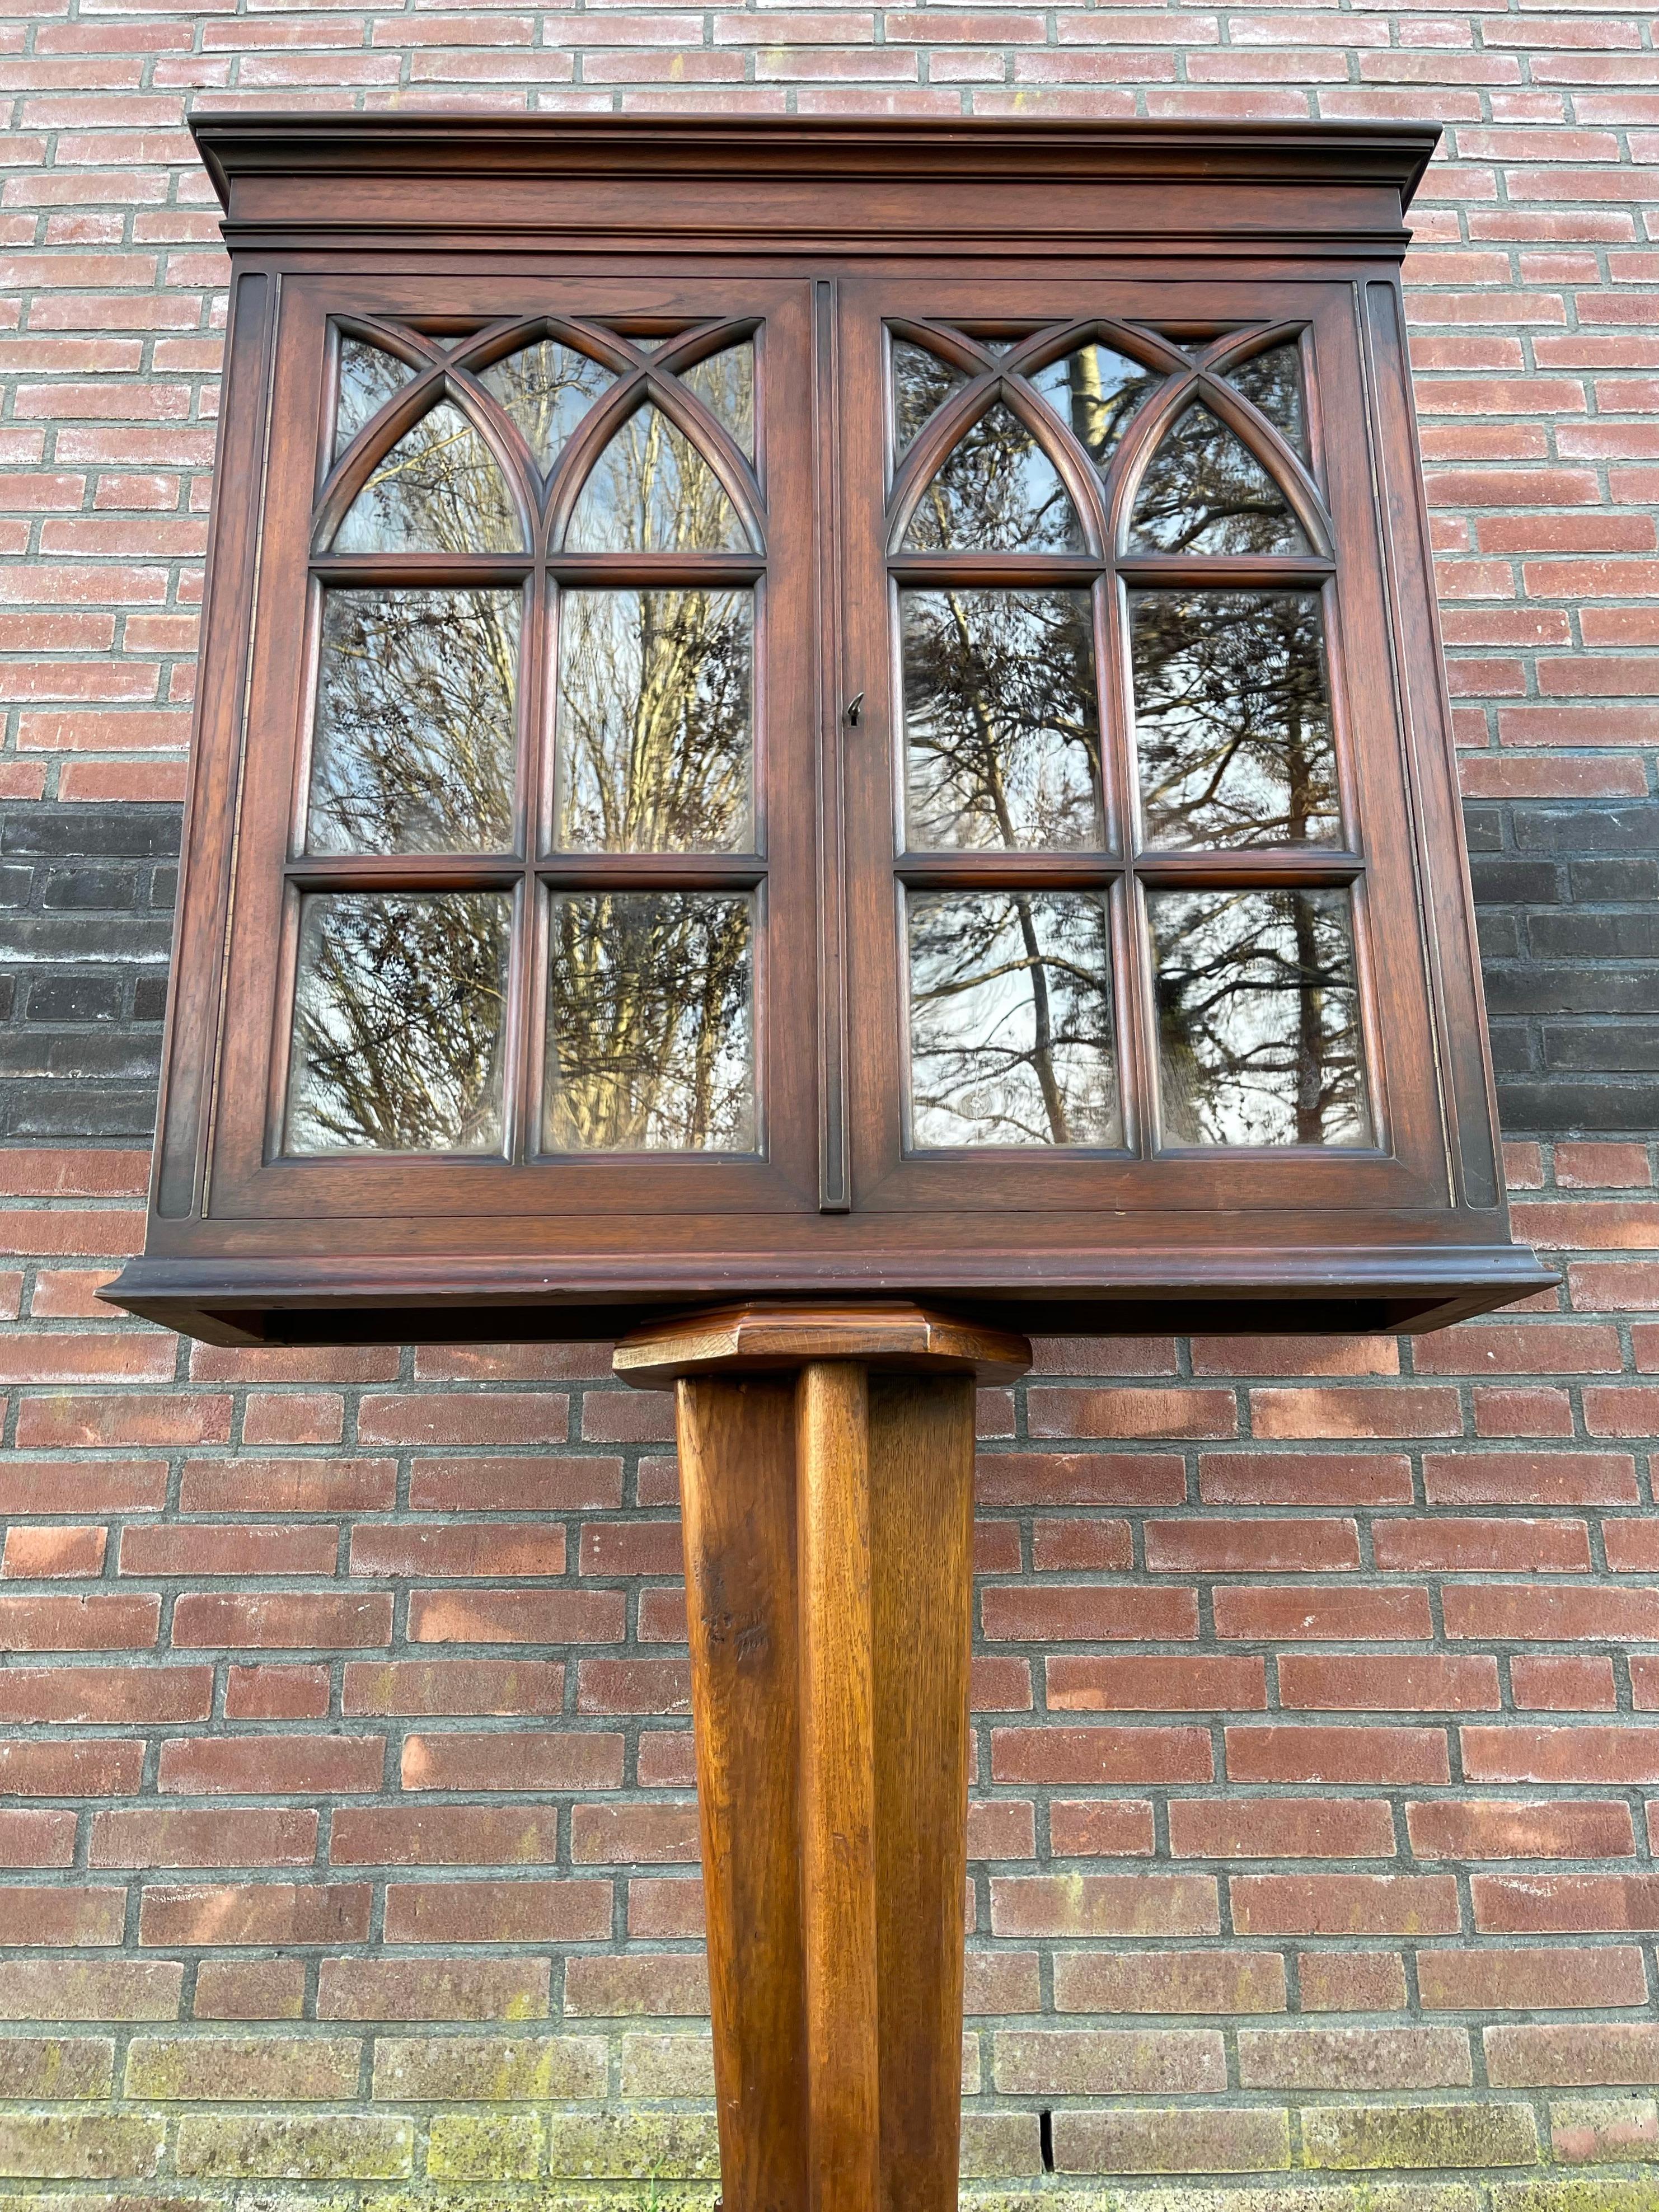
[1511,806,1659,855]
[1543,1026,1659,1073]
[133,978,170,1023]
[1571,858,1659,902]
[0,806,182,859]
[43,868,140,911]
[25,977,125,1024]
[1527,912,1659,962]
[1468,859,1560,905]
[1484,968,1659,1018]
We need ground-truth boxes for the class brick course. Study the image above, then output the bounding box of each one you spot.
[2,4,1658,2201]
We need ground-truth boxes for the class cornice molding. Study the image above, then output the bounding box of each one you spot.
[189,113,1441,218]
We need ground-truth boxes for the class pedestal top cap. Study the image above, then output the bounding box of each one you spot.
[615,1301,1032,1389]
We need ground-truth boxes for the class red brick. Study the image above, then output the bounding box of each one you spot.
[330,1805,562,1867]
[990,1874,1220,1938]
[578,1521,685,1577]
[408,1588,623,1645]
[1249,1386,1461,1438]
[0,1666,212,1724]
[0,1807,77,1867]
[1233,1873,1461,1937]
[967,1798,1035,1860]
[0,1888,126,1947]
[179,1458,396,1512]
[191,1958,308,2021]
[976,1453,1187,1505]
[1143,1517,1361,1573]
[1213,1587,1433,1640]
[91,1807,319,1867]
[1054,1949,1285,2014]
[1473,1873,1659,1934]
[0,1738,142,1796]
[1279,1655,1501,1712]
[1422,1450,1638,1505]
[1511,1655,1618,1710]
[382,1880,612,1946]
[990,1726,1212,1785]
[401,1730,624,1792]
[408,1455,624,1511]
[1029,1517,1132,1571]
[156,1735,385,1796]
[1419,1946,1648,2011]
[1168,1797,1396,1860]
[575,1658,690,1715]
[355,1393,570,1446]
[1443,1585,1659,1641]
[16,1394,230,1449]
[571,1803,699,1864]
[1025,1387,1236,1440]
[1485,2022,1659,2088]
[1238,2024,1473,2089]
[1373,1517,1592,1572]
[981,1586,1197,1641]
[1046,1655,1266,1711]
[1299,1952,1409,2012]
[171,1592,392,1650]
[1198,1452,1413,1505]
[1225,1727,1450,1785]
[1458,1728,1659,1787]
[139,1883,370,1947]
[0,1458,165,1515]
[1,1523,107,1577]
[1047,1801,1156,1857]
[0,1592,157,1649]
[350,1524,568,1579]
[0,1959,181,2021]
[316,1956,549,2020]
[118,1524,339,1577]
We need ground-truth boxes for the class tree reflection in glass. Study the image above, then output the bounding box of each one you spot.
[680,343,756,463]
[284,892,510,1154]
[479,340,615,479]
[903,402,1084,553]
[902,588,1102,851]
[335,336,414,459]
[546,892,754,1151]
[908,890,1119,1147]
[1029,343,1160,472]
[331,400,522,554]
[892,339,968,458]
[1128,401,1307,556]
[308,589,519,856]
[1150,887,1370,1145]
[1226,340,1307,461]
[1130,589,1339,849]
[566,402,750,552]
[556,589,752,854]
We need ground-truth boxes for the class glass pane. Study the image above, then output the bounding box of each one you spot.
[902,402,1084,554]
[331,401,523,555]
[1029,344,1160,471]
[1150,887,1371,1147]
[545,892,754,1152]
[1128,402,1309,556]
[335,336,414,459]
[556,588,752,854]
[308,589,519,856]
[901,588,1102,852]
[565,402,750,553]
[892,338,968,457]
[479,340,615,478]
[679,343,755,462]
[1226,340,1307,461]
[284,892,510,1155]
[908,890,1120,1149]
[1130,588,1339,850]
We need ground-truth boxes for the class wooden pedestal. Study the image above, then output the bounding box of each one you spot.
[616,1304,1032,2212]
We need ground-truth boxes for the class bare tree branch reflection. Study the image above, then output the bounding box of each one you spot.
[1129,401,1307,556]
[335,336,414,458]
[1225,340,1307,461]
[308,588,519,855]
[331,399,522,555]
[480,340,616,479]
[547,892,754,1151]
[1131,589,1339,849]
[680,343,756,462]
[566,401,749,552]
[557,589,752,854]
[902,588,1102,851]
[893,339,969,456]
[903,401,1084,553]
[285,892,510,1154]
[1030,343,1159,471]
[1151,887,1370,1145]
[909,891,1119,1147]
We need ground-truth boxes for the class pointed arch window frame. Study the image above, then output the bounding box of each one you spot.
[879,314,1380,1163]
[282,305,779,1174]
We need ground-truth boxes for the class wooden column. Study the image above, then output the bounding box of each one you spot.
[616,1303,1032,2212]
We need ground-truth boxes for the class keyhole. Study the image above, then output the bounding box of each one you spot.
[843,692,863,728]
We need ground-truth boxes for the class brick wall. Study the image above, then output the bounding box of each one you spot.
[2,12,1658,2209]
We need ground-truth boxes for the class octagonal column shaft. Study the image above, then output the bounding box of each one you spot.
[617,1304,1032,2212]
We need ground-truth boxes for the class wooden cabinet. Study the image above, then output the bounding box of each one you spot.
[105,118,1552,1344]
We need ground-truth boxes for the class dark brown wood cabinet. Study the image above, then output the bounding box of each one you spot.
[105,116,1552,1345]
